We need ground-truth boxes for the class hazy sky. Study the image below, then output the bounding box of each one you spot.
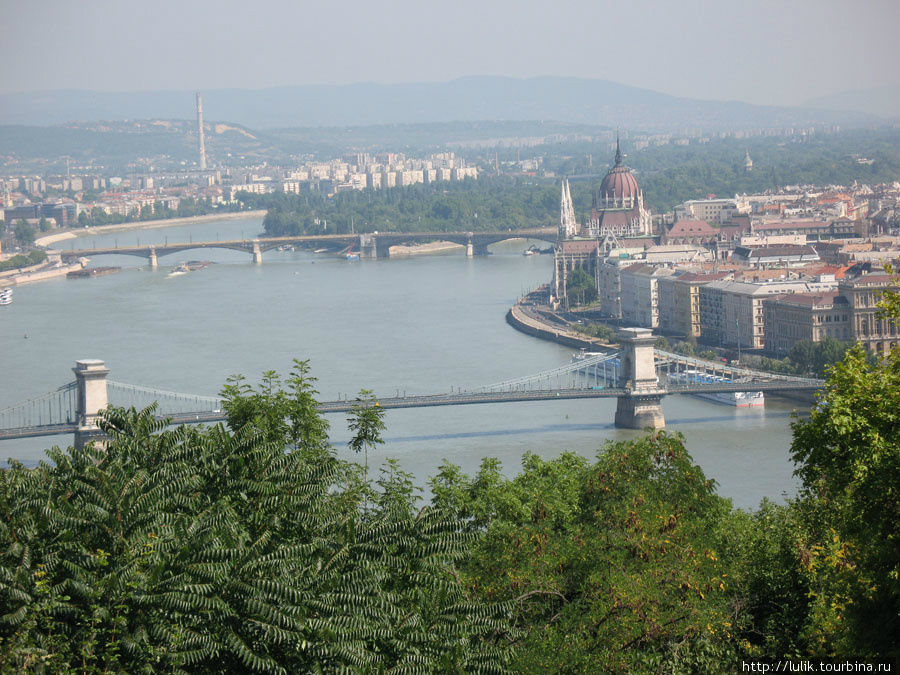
[3,0,898,106]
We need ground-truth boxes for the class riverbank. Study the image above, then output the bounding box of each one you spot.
[388,241,464,257]
[36,210,267,247]
[3,257,86,285]
[506,301,610,351]
[506,294,817,407]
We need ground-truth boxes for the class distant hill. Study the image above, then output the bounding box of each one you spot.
[0,77,885,132]
[803,85,900,120]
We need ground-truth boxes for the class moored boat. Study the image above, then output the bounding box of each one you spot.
[0,287,12,306]
[667,370,764,407]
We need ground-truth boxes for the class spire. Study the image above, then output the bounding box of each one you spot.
[614,132,623,167]
[559,178,577,240]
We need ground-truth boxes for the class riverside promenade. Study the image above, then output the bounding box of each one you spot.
[506,291,615,352]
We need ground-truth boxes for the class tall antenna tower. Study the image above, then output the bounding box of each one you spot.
[196,92,207,170]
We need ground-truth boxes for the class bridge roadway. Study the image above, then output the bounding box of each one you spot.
[0,379,821,442]
[57,228,558,261]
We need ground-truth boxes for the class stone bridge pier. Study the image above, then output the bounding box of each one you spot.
[148,248,158,269]
[614,328,666,429]
[466,234,489,256]
[252,240,263,264]
[359,234,391,259]
[73,359,109,449]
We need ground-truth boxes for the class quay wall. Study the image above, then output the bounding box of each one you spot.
[10,261,85,285]
[36,210,268,247]
[507,301,817,409]
[506,303,608,351]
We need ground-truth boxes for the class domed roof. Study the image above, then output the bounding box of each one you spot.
[598,139,640,201]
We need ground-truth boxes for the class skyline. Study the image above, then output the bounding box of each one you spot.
[2,0,899,111]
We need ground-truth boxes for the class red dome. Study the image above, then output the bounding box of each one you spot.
[599,165,640,201]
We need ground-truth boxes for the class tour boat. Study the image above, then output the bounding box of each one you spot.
[667,370,764,407]
[0,287,12,306]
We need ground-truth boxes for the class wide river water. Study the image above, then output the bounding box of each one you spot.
[1,216,803,509]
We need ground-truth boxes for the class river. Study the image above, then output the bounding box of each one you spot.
[0,216,802,509]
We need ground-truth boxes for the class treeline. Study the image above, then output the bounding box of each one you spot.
[456,128,900,213]
[0,249,46,272]
[253,128,900,236]
[75,198,245,228]
[254,176,561,236]
[2,302,898,670]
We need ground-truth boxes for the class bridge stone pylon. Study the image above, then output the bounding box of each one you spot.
[614,328,666,430]
[73,359,109,448]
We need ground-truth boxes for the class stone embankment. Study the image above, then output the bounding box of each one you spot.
[2,255,86,285]
[388,241,464,257]
[506,301,613,351]
[35,210,268,247]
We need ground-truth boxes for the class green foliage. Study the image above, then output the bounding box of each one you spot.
[74,198,245,228]
[565,266,597,306]
[0,362,513,672]
[13,220,35,245]
[347,389,386,477]
[260,175,560,236]
[0,249,47,272]
[789,337,851,378]
[574,321,618,343]
[789,341,900,661]
[724,500,811,658]
[433,435,748,672]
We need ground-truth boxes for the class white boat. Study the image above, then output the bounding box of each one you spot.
[571,348,608,362]
[313,248,329,254]
[668,370,764,407]
[0,288,12,306]
[345,252,360,261]
[168,263,189,277]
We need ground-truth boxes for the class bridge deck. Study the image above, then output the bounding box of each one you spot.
[0,379,823,442]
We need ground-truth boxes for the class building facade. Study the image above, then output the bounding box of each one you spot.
[763,292,851,356]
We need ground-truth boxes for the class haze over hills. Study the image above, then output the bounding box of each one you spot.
[802,85,900,120]
[0,76,887,133]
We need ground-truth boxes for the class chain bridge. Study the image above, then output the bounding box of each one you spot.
[0,330,823,447]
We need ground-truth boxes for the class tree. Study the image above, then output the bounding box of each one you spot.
[786,279,900,662]
[14,219,35,245]
[347,388,386,477]
[433,435,748,672]
[788,341,900,660]
[566,266,597,306]
[0,365,514,672]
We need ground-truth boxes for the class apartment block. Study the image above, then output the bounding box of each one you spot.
[658,271,731,338]
[838,274,900,356]
[763,292,851,356]
[699,278,838,349]
[620,264,675,328]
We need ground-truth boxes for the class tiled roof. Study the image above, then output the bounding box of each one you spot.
[769,291,842,308]
[666,219,717,236]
